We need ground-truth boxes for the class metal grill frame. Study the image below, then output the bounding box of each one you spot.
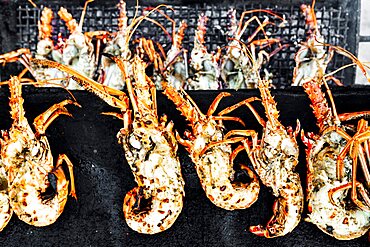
[15,0,358,87]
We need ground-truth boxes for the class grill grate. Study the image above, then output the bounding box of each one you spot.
[16,1,354,88]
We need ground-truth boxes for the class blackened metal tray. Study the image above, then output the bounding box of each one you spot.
[0,87,369,246]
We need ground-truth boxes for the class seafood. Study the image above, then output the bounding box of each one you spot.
[33,7,66,86]
[0,8,51,68]
[301,76,370,240]
[0,166,12,231]
[0,48,64,87]
[57,0,101,89]
[294,3,370,238]
[162,82,260,210]
[333,118,370,210]
[161,20,188,90]
[1,75,78,227]
[221,9,283,89]
[292,1,342,86]
[98,0,130,90]
[121,57,184,234]
[188,14,221,90]
[0,9,64,86]
[224,79,303,237]
[131,9,187,90]
[32,57,185,234]
[134,37,165,89]
[2,2,102,88]
[0,49,31,69]
[99,1,170,90]
[35,7,54,60]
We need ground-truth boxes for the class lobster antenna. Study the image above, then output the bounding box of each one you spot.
[319,41,370,82]
[324,63,356,78]
[28,78,78,102]
[78,0,94,32]
[238,9,285,43]
[27,0,37,8]
[133,0,140,24]
[311,0,319,35]
[238,40,259,72]
[144,6,176,42]
[127,4,176,44]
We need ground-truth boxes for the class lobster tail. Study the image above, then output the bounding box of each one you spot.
[175,21,187,49]
[302,80,334,132]
[117,0,127,33]
[38,7,53,40]
[194,14,208,51]
[58,7,78,33]
[301,1,319,35]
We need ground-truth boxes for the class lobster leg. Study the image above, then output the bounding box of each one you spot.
[321,125,352,180]
[54,154,77,200]
[358,144,370,188]
[328,181,370,212]
[229,145,259,183]
[218,98,265,127]
[326,76,343,86]
[210,116,245,126]
[354,150,370,210]
[323,79,370,125]
[33,99,81,136]
[200,129,259,157]
[349,130,370,209]
[101,112,125,120]
[6,52,34,77]
[242,139,259,170]
[0,48,31,65]
[237,135,261,185]
[230,144,245,164]
[206,92,232,116]
[364,139,370,185]
[217,97,260,115]
[238,11,282,41]
[175,131,193,151]
[350,145,367,211]
[333,120,370,209]
[355,181,370,210]
[224,129,259,148]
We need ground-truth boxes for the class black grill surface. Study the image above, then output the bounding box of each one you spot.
[0,87,368,246]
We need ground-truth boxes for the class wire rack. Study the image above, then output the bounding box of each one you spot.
[16,1,353,88]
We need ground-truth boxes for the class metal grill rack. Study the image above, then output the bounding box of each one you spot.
[16,1,355,87]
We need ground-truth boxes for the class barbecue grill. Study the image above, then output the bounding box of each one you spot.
[0,0,361,86]
[0,0,369,246]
